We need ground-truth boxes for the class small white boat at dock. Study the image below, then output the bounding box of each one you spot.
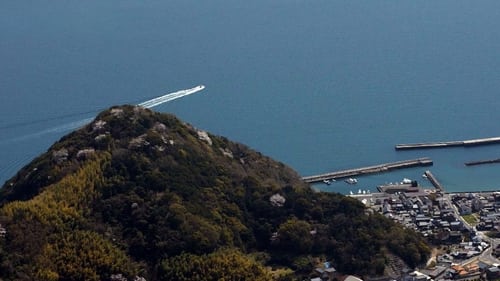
[345,178,358,184]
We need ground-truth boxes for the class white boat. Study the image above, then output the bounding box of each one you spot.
[345,178,358,184]
[402,178,412,184]
[323,178,336,185]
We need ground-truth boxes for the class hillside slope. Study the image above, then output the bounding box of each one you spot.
[0,106,430,281]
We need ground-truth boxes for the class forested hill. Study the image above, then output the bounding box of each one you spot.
[0,106,430,281]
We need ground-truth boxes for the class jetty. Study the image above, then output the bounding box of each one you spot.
[465,158,500,166]
[395,136,500,150]
[302,157,433,184]
[423,170,444,191]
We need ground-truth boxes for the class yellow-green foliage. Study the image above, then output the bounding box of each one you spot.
[1,153,109,228]
[159,249,272,281]
[35,230,134,281]
[0,153,136,280]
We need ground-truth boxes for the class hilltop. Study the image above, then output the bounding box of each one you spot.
[0,106,430,280]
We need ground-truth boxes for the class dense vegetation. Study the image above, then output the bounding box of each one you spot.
[0,106,430,280]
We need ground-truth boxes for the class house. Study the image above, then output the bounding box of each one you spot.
[343,275,363,281]
[433,210,442,219]
[419,266,447,279]
[0,224,6,237]
[314,266,337,281]
[486,266,500,280]
[450,221,462,231]
[441,221,451,228]
[417,221,430,230]
[493,244,500,257]
[472,198,483,212]
[449,263,481,280]
[449,231,462,243]
[403,271,431,281]
[437,254,453,265]
[459,204,472,215]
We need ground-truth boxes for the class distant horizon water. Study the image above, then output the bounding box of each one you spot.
[2,0,500,194]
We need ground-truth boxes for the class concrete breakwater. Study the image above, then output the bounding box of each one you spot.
[423,170,444,191]
[395,136,500,150]
[302,157,433,184]
[465,158,500,166]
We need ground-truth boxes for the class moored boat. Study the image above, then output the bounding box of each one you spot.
[345,178,358,184]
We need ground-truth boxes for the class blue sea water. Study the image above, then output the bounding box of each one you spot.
[2,0,500,194]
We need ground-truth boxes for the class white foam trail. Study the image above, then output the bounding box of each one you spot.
[41,118,95,134]
[0,85,205,144]
[138,85,205,108]
[0,118,94,145]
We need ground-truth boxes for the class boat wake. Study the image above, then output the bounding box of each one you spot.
[138,85,205,108]
[0,85,205,145]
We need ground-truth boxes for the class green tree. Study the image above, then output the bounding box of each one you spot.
[276,218,313,254]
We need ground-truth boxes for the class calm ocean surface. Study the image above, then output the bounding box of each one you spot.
[2,1,500,194]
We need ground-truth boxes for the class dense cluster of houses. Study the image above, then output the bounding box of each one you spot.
[347,180,500,281]
[450,193,500,232]
[357,185,476,246]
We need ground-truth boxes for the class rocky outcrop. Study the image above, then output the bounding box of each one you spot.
[197,130,212,146]
[270,193,286,207]
[128,134,150,150]
[52,148,69,164]
[76,149,96,160]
